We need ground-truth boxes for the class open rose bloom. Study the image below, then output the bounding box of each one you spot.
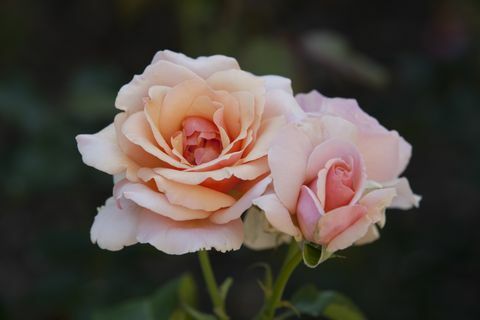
[76,50,302,254]
[247,90,420,255]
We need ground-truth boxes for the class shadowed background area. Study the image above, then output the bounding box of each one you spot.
[1,0,479,319]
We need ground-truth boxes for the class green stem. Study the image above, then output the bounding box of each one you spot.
[260,242,302,320]
[198,250,229,320]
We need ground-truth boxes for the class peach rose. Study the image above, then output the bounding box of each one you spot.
[248,92,419,253]
[76,50,302,254]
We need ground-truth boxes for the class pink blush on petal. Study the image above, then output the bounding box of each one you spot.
[324,159,355,211]
[181,116,222,165]
[296,185,324,241]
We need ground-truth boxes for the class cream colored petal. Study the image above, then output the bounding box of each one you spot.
[263,89,304,122]
[116,182,211,220]
[76,124,131,175]
[206,69,264,95]
[121,111,190,169]
[268,123,312,212]
[152,50,240,79]
[243,207,291,250]
[243,116,286,162]
[355,224,380,246]
[115,60,201,112]
[114,112,161,171]
[209,176,272,224]
[138,169,236,212]
[357,131,401,182]
[136,210,243,254]
[383,177,421,210]
[262,75,293,94]
[253,194,301,238]
[326,215,373,253]
[144,86,175,156]
[159,79,211,140]
[154,157,269,185]
[359,188,397,222]
[90,197,139,251]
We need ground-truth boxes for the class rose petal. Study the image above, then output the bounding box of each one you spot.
[154,157,269,185]
[115,60,201,112]
[90,197,139,251]
[253,194,301,238]
[357,131,402,182]
[152,50,240,79]
[243,208,291,250]
[121,111,190,169]
[355,225,380,246]
[138,169,236,212]
[326,214,372,253]
[383,177,421,209]
[268,123,312,212]
[136,211,243,254]
[262,75,293,94]
[317,205,367,244]
[358,188,397,222]
[115,182,211,220]
[76,124,132,175]
[206,69,264,96]
[159,79,211,140]
[296,186,324,241]
[263,89,305,122]
[243,116,286,162]
[209,176,272,224]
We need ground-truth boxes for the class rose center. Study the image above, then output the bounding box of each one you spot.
[324,161,355,211]
[181,117,222,165]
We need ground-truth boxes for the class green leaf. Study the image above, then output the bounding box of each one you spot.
[249,262,273,298]
[291,285,367,320]
[178,273,199,307]
[93,273,199,320]
[302,242,333,268]
[219,277,233,301]
[182,304,217,320]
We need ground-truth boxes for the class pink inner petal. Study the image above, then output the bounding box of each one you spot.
[324,159,355,211]
[181,116,222,165]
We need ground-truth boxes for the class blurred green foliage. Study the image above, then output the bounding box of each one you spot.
[1,0,480,319]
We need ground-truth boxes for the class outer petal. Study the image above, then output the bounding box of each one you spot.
[383,177,421,209]
[253,194,301,238]
[357,131,401,182]
[90,197,139,251]
[136,210,243,254]
[355,224,380,246]
[138,169,236,212]
[115,60,201,112]
[243,208,291,250]
[209,176,272,224]
[152,50,240,79]
[262,75,293,94]
[358,188,397,222]
[296,186,324,241]
[263,89,305,122]
[154,157,269,185]
[76,124,132,175]
[115,182,211,220]
[243,116,286,162]
[317,205,367,244]
[121,111,190,169]
[326,215,372,253]
[268,123,312,212]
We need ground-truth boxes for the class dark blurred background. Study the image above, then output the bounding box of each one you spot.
[1,0,479,319]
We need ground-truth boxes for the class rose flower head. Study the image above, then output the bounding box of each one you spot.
[76,50,302,254]
[246,90,420,265]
